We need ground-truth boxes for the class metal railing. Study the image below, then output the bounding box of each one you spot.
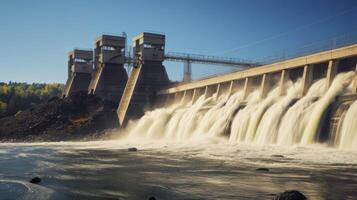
[169,32,357,86]
[257,32,357,64]
[165,52,259,67]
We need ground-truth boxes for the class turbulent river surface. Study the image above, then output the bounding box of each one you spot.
[1,141,357,200]
[2,72,357,199]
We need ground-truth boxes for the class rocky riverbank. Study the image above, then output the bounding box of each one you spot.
[0,92,119,142]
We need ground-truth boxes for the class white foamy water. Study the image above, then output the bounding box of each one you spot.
[301,72,355,144]
[255,80,300,145]
[277,79,326,145]
[339,101,357,150]
[125,71,356,150]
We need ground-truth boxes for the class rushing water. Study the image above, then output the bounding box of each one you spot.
[339,101,357,150]
[2,72,357,199]
[2,141,357,200]
[127,71,356,149]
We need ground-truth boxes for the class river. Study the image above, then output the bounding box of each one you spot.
[1,140,357,200]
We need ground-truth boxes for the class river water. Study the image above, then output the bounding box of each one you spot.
[1,140,357,200]
[2,72,357,199]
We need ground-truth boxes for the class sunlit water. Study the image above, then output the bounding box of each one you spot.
[2,141,357,200]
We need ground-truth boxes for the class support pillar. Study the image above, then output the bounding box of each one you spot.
[242,77,251,100]
[215,84,221,100]
[88,35,127,103]
[279,69,290,96]
[181,90,187,104]
[260,74,271,99]
[353,62,357,93]
[227,80,235,98]
[299,65,313,97]
[204,86,209,99]
[192,88,198,103]
[325,60,339,91]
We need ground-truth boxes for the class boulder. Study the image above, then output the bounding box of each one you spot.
[273,190,307,200]
[256,168,270,172]
[29,177,41,184]
[128,147,138,152]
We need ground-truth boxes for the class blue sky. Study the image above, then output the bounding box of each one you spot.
[0,0,357,83]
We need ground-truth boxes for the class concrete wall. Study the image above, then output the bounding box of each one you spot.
[159,44,357,97]
[88,63,128,104]
[157,45,357,108]
[117,61,169,125]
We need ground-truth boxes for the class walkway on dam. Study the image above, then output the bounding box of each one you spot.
[158,44,357,96]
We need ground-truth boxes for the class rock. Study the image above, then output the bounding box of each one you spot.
[128,147,138,152]
[256,167,269,172]
[148,197,156,200]
[29,177,41,184]
[273,190,307,200]
[0,91,119,142]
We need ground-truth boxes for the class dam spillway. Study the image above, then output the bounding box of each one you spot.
[124,44,357,150]
[60,32,357,150]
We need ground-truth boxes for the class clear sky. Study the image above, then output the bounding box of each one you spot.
[1,0,357,83]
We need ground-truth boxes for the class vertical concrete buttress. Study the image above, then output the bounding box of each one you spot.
[203,86,209,99]
[242,77,251,100]
[181,90,187,104]
[117,32,169,126]
[62,49,93,98]
[227,80,235,98]
[299,65,314,97]
[87,35,128,104]
[191,88,198,102]
[326,60,339,91]
[215,84,221,100]
[279,69,290,96]
[260,74,271,99]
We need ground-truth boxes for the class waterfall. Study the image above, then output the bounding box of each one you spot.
[276,79,326,145]
[338,101,357,150]
[165,94,212,140]
[229,90,260,143]
[301,72,354,145]
[206,92,243,137]
[125,71,355,150]
[191,95,227,138]
[254,80,300,145]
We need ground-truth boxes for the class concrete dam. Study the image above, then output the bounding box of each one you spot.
[63,32,357,150]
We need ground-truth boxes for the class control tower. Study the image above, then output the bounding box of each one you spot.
[88,34,128,103]
[62,49,93,98]
[117,32,170,125]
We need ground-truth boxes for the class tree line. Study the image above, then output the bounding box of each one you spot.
[0,82,64,117]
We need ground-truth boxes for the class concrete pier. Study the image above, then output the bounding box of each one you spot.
[259,74,271,99]
[326,60,339,91]
[88,35,128,103]
[62,49,93,98]
[279,69,290,96]
[117,32,170,125]
[299,65,313,97]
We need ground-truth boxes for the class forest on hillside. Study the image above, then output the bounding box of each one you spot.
[0,82,64,117]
